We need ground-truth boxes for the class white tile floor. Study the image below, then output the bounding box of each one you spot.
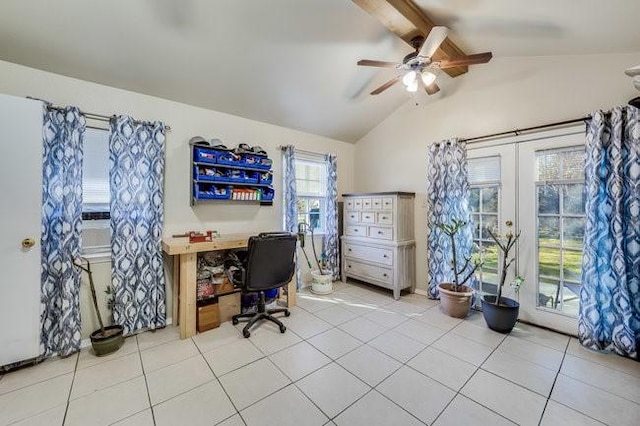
[1,281,639,426]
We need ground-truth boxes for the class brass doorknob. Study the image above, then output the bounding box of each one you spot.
[21,238,36,249]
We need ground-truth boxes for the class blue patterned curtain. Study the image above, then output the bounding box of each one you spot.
[323,154,339,279]
[426,139,474,299]
[282,145,302,289]
[109,116,166,335]
[579,107,640,360]
[41,106,85,356]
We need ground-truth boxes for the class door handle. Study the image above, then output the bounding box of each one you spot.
[22,238,36,249]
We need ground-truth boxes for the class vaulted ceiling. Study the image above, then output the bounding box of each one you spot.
[0,0,638,142]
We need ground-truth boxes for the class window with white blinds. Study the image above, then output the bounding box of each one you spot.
[83,128,110,215]
[468,155,501,185]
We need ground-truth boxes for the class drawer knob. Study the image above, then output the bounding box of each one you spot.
[382,216,387,220]
[377,231,383,235]
[383,273,388,277]
[383,254,388,258]
[354,229,359,232]
[348,248,352,252]
[348,265,351,268]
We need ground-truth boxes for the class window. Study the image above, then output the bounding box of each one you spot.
[535,147,585,316]
[295,157,327,233]
[468,156,501,295]
[82,128,111,255]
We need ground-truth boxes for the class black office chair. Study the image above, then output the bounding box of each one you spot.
[229,232,297,338]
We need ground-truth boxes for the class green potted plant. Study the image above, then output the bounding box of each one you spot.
[436,219,482,318]
[73,257,124,356]
[482,221,523,333]
[297,222,333,294]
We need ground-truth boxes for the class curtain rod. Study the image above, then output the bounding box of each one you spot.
[459,116,595,144]
[277,145,326,157]
[33,98,172,131]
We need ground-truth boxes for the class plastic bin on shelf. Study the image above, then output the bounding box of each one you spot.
[194,165,228,182]
[244,171,260,184]
[194,183,232,200]
[259,171,273,185]
[217,151,242,166]
[261,187,275,201]
[193,147,217,164]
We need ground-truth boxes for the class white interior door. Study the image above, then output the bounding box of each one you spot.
[0,95,43,366]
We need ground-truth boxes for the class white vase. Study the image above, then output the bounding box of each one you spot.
[310,270,333,294]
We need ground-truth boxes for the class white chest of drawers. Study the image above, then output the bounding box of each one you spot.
[340,192,416,299]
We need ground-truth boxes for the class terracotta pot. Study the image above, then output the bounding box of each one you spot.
[438,283,474,318]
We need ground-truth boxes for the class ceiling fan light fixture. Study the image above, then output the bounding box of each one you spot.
[421,71,436,86]
[402,71,417,86]
[406,80,419,92]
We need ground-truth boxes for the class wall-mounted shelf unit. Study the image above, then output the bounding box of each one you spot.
[190,139,274,206]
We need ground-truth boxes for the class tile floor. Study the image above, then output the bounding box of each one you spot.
[1,281,638,426]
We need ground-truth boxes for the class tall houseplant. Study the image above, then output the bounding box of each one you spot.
[297,222,332,294]
[482,220,523,333]
[73,257,124,356]
[436,219,482,318]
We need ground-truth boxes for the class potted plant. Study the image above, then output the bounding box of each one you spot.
[73,257,124,356]
[482,221,523,333]
[297,222,333,294]
[436,219,482,318]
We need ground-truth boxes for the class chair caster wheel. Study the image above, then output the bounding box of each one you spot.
[232,318,239,325]
[284,310,291,317]
[243,329,251,338]
[279,325,286,333]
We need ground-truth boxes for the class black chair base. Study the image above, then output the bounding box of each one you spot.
[232,292,290,338]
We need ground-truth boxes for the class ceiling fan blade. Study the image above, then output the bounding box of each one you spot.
[357,59,400,68]
[424,82,440,95]
[370,76,402,95]
[436,52,493,69]
[418,26,449,59]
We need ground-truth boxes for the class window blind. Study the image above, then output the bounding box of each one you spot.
[468,156,501,185]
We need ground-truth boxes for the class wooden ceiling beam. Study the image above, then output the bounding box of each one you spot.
[352,0,468,77]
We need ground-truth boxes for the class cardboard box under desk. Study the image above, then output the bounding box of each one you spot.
[218,291,241,323]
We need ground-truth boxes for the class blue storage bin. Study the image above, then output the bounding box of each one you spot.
[194,165,228,182]
[194,147,217,164]
[259,171,273,185]
[194,183,231,200]
[217,151,242,166]
[261,187,275,201]
[244,171,260,184]
[226,169,246,183]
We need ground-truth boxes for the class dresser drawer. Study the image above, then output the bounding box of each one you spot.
[345,199,355,210]
[345,225,367,236]
[382,197,394,210]
[344,243,393,266]
[361,198,372,209]
[344,259,393,284]
[369,226,393,240]
[360,211,375,223]
[345,211,360,223]
[371,198,383,210]
[376,212,393,225]
[354,199,363,209]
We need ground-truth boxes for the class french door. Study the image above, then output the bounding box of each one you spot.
[468,126,586,334]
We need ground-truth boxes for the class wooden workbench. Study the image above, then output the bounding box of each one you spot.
[162,233,297,339]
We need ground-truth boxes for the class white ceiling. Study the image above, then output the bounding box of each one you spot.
[0,0,639,143]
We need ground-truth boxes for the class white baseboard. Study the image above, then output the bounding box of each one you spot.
[413,288,428,296]
[80,317,174,349]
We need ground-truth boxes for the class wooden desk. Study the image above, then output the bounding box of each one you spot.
[162,233,297,339]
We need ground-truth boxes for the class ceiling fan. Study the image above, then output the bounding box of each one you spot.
[357,26,492,96]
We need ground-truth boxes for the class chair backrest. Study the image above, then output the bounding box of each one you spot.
[243,232,297,292]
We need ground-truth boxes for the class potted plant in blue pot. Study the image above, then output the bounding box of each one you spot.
[482,221,523,333]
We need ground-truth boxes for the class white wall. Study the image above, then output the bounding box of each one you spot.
[354,52,640,293]
[0,59,356,339]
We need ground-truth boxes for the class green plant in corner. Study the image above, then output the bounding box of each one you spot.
[436,219,482,292]
[297,221,329,275]
[486,220,523,305]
